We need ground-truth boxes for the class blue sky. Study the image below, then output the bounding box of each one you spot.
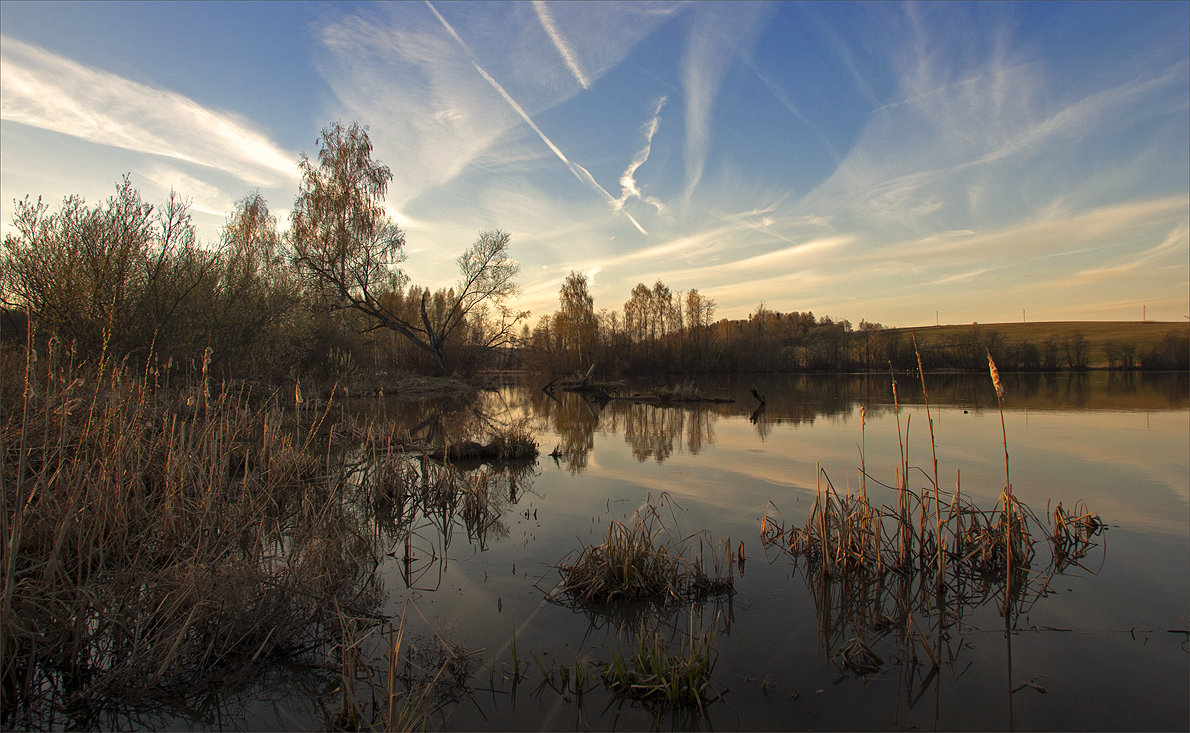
[2,1,1187,326]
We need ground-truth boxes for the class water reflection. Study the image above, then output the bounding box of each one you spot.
[522,373,1187,472]
[353,443,540,590]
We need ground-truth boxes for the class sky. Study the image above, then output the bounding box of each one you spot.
[2,1,1187,327]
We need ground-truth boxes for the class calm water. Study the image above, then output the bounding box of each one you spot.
[238,373,1190,729]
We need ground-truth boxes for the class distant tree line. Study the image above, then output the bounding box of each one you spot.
[1,122,526,382]
[521,272,1189,375]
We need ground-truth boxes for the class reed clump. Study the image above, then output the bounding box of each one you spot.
[552,495,734,610]
[602,612,718,710]
[765,478,1041,587]
[652,380,703,402]
[1050,500,1103,571]
[760,352,1105,684]
[1,339,383,728]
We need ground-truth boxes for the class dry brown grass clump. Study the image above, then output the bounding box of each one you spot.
[552,495,733,610]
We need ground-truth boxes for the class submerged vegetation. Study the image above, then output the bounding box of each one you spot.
[601,613,719,711]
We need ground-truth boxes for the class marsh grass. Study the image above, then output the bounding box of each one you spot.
[602,609,719,711]
[551,494,734,612]
[1,337,387,727]
[324,600,481,732]
[760,354,1105,683]
[651,380,703,403]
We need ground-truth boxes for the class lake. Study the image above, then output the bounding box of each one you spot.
[186,372,1189,730]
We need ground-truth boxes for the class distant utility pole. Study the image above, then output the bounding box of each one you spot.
[1022,308,1026,323]
[1143,305,1146,322]
[936,310,939,327]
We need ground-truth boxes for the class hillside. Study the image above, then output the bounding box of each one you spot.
[886,320,1188,369]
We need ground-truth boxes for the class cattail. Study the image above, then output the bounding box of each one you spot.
[201,346,213,408]
[294,378,304,406]
[987,350,1004,401]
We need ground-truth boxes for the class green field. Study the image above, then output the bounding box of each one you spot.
[886,320,1188,369]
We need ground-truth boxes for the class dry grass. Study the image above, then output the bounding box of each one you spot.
[760,351,1105,682]
[1,337,386,727]
[551,495,734,611]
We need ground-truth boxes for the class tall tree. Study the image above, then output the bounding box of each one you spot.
[556,271,598,368]
[213,193,309,376]
[290,121,526,374]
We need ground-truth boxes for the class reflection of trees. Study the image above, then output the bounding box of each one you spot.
[356,446,539,590]
[553,396,599,473]
[516,384,600,473]
[685,406,714,455]
[621,403,682,462]
[606,403,718,463]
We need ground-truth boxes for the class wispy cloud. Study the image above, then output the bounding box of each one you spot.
[613,97,668,216]
[680,4,769,203]
[139,164,237,218]
[0,36,297,186]
[794,23,1189,242]
[875,196,1189,265]
[1049,221,1189,288]
[533,1,588,89]
[316,2,678,220]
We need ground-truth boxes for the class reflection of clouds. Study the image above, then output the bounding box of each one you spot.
[521,375,1187,542]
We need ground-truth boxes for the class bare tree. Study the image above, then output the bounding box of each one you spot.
[1,176,218,360]
[289,121,526,374]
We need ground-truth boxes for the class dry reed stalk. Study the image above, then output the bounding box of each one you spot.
[1,338,388,728]
[986,350,1014,615]
[913,334,945,588]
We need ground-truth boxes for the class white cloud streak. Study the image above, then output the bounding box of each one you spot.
[424,1,647,234]
[1049,220,1190,288]
[613,97,668,216]
[533,1,588,89]
[680,5,769,203]
[0,36,297,187]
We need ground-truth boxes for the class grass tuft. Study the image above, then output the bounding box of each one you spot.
[552,495,733,610]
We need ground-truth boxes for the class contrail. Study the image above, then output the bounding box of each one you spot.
[533,1,589,89]
[425,1,646,233]
[615,96,667,215]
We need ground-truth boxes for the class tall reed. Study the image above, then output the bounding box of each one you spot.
[761,354,1104,679]
[1,338,382,727]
